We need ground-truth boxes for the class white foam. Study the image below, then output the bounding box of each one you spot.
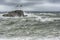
[24,13,37,17]
[0,13,60,22]
[24,13,54,22]
[37,17,60,22]
[40,13,56,16]
[0,36,60,40]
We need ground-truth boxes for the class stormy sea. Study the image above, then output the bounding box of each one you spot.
[0,12,60,40]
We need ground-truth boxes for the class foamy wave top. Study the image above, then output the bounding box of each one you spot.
[0,13,60,22]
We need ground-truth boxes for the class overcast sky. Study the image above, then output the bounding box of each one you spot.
[0,0,60,11]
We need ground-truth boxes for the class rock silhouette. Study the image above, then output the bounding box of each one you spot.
[3,10,25,17]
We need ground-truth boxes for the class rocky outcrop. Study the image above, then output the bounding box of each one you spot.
[3,10,25,17]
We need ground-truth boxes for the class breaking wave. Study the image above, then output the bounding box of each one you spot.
[0,12,60,22]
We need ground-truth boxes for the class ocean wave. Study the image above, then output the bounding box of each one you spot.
[0,36,60,40]
[0,13,60,22]
[0,13,60,40]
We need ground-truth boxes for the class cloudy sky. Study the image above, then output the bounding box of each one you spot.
[0,0,60,11]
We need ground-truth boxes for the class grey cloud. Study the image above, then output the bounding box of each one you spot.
[34,7,60,11]
[48,0,60,3]
[0,0,60,11]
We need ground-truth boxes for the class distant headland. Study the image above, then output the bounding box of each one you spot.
[0,11,60,13]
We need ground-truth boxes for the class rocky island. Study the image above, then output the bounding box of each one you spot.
[2,10,26,17]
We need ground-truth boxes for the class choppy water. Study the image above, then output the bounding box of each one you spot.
[0,12,60,40]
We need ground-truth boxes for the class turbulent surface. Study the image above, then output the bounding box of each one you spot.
[0,13,60,40]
